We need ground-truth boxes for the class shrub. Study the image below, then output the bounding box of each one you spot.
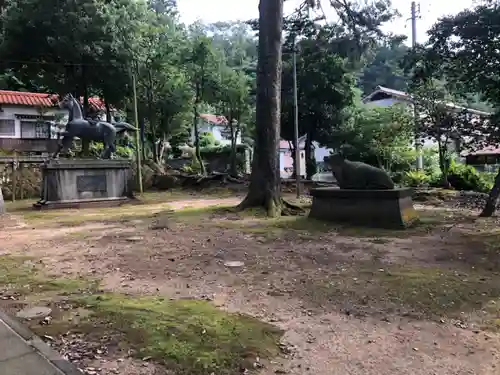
[89,142,132,159]
[181,159,204,174]
[401,170,431,187]
[447,161,493,193]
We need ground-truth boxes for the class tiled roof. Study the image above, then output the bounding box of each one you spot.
[0,90,107,112]
[461,146,500,156]
[363,85,491,116]
[199,113,228,126]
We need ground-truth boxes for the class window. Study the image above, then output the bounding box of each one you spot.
[0,119,15,136]
[35,122,50,138]
[20,121,49,139]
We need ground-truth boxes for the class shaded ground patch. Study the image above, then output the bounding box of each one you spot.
[300,263,500,323]
[3,193,500,375]
[0,253,283,375]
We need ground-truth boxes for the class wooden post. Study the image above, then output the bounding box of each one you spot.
[132,73,143,194]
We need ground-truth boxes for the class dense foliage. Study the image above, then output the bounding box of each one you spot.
[403,0,500,215]
[4,0,500,215]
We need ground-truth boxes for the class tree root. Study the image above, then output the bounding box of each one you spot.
[281,199,306,216]
[236,195,306,217]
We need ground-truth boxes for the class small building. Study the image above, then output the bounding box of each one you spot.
[0,90,107,155]
[190,113,242,146]
[279,136,332,179]
[461,147,500,172]
[363,85,491,159]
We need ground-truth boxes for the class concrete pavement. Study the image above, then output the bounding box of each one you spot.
[0,310,80,375]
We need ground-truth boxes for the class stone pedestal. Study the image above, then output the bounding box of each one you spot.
[309,187,418,229]
[34,159,133,210]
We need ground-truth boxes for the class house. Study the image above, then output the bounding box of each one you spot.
[0,90,108,154]
[190,113,242,146]
[363,86,491,117]
[362,85,491,158]
[460,147,500,172]
[279,136,333,179]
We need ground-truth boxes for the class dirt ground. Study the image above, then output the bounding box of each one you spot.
[2,192,500,375]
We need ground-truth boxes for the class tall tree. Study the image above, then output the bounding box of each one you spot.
[418,2,500,216]
[281,30,355,179]
[240,0,398,216]
[237,0,284,216]
[0,0,148,108]
[185,36,220,175]
[216,66,251,176]
[359,35,409,95]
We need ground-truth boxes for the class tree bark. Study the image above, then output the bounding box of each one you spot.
[480,167,500,217]
[287,140,296,178]
[237,0,284,217]
[437,139,451,188]
[229,121,236,176]
[193,92,206,175]
[305,133,314,180]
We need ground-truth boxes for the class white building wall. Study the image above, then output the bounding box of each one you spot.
[0,105,107,139]
[0,105,68,139]
[191,121,242,146]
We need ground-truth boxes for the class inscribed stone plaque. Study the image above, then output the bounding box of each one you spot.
[76,175,107,193]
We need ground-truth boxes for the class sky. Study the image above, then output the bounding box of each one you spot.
[177,0,475,44]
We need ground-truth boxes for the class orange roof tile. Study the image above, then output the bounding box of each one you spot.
[199,113,228,126]
[0,90,108,112]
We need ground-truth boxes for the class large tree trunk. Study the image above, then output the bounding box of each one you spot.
[237,0,284,217]
[305,133,315,180]
[193,97,206,175]
[287,140,297,178]
[480,167,500,217]
[437,140,451,188]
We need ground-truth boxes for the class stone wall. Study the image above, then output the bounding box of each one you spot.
[0,163,42,200]
[166,147,249,174]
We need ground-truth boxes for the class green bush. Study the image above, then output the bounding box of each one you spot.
[89,142,132,159]
[181,159,203,174]
[401,170,431,187]
[447,161,493,193]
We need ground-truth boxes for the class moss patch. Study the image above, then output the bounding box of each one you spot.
[81,294,283,375]
[0,255,282,374]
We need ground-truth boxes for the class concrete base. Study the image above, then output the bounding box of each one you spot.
[34,159,133,210]
[309,187,418,229]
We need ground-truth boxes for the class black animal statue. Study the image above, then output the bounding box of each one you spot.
[325,153,395,190]
[53,94,137,159]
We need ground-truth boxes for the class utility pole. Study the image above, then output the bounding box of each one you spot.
[411,1,423,170]
[132,72,143,194]
[292,34,301,198]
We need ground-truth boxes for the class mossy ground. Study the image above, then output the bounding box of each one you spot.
[4,190,500,373]
[82,294,282,374]
[0,255,283,374]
